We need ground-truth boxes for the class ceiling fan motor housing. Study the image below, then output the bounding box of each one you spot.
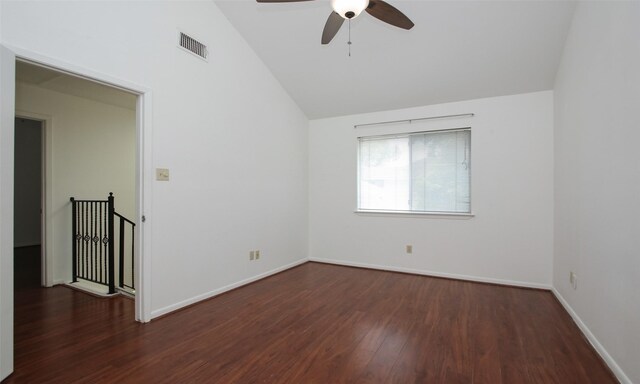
[258,0,415,46]
[331,0,370,19]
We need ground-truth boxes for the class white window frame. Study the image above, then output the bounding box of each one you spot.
[355,127,474,218]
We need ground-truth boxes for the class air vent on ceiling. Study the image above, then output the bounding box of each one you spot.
[179,32,208,61]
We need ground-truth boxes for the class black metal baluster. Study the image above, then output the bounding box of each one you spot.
[82,202,86,280]
[91,202,95,282]
[131,225,135,290]
[107,193,115,294]
[119,216,125,289]
[88,202,91,280]
[96,201,100,283]
[95,202,99,283]
[96,202,100,283]
[99,201,103,284]
[79,202,82,280]
[96,201,99,284]
[97,202,101,282]
[89,202,92,280]
[101,201,109,281]
[85,202,89,280]
[77,201,81,281]
[104,201,108,285]
[104,201,107,284]
[88,202,92,282]
[71,198,77,283]
[93,201,96,282]
[87,202,91,280]
[81,202,84,280]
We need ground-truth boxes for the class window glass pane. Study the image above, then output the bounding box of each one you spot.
[358,129,470,213]
[410,130,470,212]
[359,137,410,210]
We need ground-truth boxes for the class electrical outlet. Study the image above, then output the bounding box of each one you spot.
[249,251,255,261]
[255,250,260,260]
[406,245,413,254]
[569,272,577,290]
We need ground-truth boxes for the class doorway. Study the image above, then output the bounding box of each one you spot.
[1,46,152,381]
[13,117,43,290]
[15,60,138,296]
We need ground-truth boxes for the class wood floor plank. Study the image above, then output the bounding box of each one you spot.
[3,262,618,384]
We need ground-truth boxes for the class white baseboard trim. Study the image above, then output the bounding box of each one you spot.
[551,288,630,384]
[64,281,118,298]
[150,258,308,319]
[309,257,552,290]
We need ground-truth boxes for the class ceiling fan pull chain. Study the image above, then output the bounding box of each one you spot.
[348,18,352,57]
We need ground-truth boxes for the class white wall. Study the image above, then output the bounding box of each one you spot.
[553,2,640,383]
[1,1,308,317]
[309,91,554,287]
[14,117,42,247]
[16,82,136,284]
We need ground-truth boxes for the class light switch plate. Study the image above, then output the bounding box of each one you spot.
[156,168,170,181]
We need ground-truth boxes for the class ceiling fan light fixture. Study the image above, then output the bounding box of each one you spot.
[331,0,370,19]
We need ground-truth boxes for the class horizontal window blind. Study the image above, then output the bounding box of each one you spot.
[358,129,471,213]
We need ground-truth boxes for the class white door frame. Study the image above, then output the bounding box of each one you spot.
[0,44,17,383]
[1,42,153,380]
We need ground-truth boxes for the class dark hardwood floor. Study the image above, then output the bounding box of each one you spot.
[4,262,616,383]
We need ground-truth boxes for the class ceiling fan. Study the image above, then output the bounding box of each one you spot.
[256,0,414,45]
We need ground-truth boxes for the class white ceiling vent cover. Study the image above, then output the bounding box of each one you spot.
[179,32,208,61]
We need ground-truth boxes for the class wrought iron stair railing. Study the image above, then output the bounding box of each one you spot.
[70,193,135,295]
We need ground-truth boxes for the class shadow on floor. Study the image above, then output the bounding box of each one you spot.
[14,245,41,290]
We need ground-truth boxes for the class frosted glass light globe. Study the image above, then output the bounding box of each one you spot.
[331,0,370,19]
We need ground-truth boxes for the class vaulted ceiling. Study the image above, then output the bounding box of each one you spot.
[215,0,576,119]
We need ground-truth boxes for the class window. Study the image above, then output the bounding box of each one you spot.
[358,128,471,214]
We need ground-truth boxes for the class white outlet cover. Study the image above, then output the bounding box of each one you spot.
[569,272,577,289]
